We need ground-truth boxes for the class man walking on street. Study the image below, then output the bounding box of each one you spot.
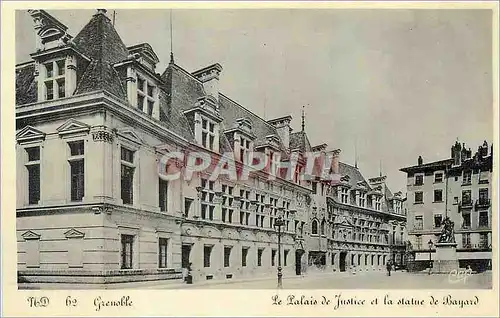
[386,260,392,276]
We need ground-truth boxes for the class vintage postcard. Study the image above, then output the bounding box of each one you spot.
[1,1,498,317]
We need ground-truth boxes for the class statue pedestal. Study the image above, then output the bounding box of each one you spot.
[433,242,459,273]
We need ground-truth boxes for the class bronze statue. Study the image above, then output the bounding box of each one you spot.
[438,217,456,243]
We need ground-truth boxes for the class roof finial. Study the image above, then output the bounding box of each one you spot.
[379,159,382,177]
[169,9,174,64]
[301,105,305,132]
[355,136,358,169]
[112,10,116,27]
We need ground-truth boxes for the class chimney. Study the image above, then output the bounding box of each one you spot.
[192,63,223,101]
[451,141,461,166]
[418,156,423,166]
[267,116,292,149]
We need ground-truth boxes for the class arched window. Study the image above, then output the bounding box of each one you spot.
[320,219,326,235]
[311,219,319,235]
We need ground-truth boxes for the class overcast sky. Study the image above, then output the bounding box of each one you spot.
[16,9,493,192]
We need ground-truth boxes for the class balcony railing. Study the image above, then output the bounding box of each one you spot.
[459,200,473,209]
[460,243,491,250]
[475,199,491,209]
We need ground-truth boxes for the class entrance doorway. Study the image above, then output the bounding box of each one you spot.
[339,251,347,272]
[181,244,192,268]
[295,249,304,275]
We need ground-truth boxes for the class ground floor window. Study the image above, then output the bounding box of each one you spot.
[224,246,232,267]
[284,250,289,266]
[242,247,249,267]
[271,249,277,266]
[204,245,213,267]
[257,248,264,266]
[158,238,168,268]
[121,234,134,269]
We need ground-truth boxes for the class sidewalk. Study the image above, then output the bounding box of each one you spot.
[147,269,386,289]
[19,270,373,290]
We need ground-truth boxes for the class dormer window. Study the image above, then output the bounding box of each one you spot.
[340,187,349,204]
[202,118,217,151]
[374,196,381,210]
[240,136,251,162]
[136,76,156,116]
[43,59,66,100]
[358,192,366,207]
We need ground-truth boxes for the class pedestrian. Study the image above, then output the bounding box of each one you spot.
[186,262,193,284]
[386,260,392,276]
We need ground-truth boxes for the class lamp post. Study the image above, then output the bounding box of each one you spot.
[274,211,285,289]
[428,239,433,275]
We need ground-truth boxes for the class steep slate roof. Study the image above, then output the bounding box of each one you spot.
[72,10,129,99]
[16,63,37,105]
[289,131,312,152]
[338,162,371,189]
[219,94,279,147]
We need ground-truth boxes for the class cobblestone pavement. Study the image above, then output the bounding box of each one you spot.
[163,270,492,290]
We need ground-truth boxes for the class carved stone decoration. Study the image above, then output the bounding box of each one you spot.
[91,205,112,215]
[64,228,85,239]
[92,130,114,143]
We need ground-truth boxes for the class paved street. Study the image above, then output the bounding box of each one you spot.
[155,270,492,290]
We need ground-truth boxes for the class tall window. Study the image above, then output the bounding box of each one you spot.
[239,189,251,225]
[462,190,471,204]
[478,188,489,204]
[201,118,216,151]
[311,219,319,235]
[224,246,232,267]
[159,178,168,212]
[321,220,326,235]
[415,235,422,250]
[200,178,215,220]
[136,76,156,116]
[340,187,349,204]
[284,250,289,266]
[68,141,84,201]
[121,234,134,269]
[271,249,276,266]
[242,247,249,267]
[463,170,472,185]
[255,193,266,228]
[312,182,317,194]
[414,191,423,204]
[26,146,40,204]
[479,233,489,248]
[203,245,212,267]
[158,238,168,268]
[462,233,471,248]
[414,215,423,230]
[121,147,135,204]
[43,59,66,100]
[257,248,264,266]
[479,211,489,228]
[414,174,423,186]
[434,214,442,228]
[434,173,443,183]
[462,213,471,228]
[434,189,443,202]
[184,198,193,217]
[221,184,234,223]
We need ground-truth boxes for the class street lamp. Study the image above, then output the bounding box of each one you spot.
[274,210,286,289]
[428,239,433,275]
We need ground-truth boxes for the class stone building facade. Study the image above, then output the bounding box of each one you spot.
[16,9,407,286]
[16,9,343,285]
[400,141,493,272]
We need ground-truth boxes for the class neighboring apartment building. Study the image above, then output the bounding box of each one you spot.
[306,162,407,273]
[16,9,346,285]
[400,141,493,272]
